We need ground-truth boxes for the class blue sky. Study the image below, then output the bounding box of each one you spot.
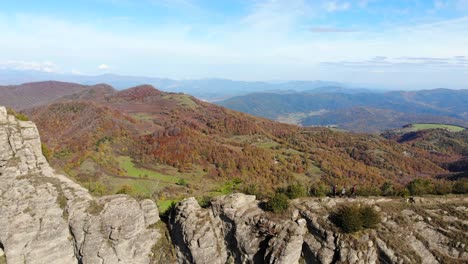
[1,0,468,89]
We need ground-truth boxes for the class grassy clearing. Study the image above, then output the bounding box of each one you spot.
[131,113,153,121]
[408,123,465,132]
[118,156,179,184]
[162,94,198,109]
[254,140,281,149]
[276,110,328,125]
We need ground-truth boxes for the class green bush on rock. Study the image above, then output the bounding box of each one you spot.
[331,204,380,233]
[265,193,289,213]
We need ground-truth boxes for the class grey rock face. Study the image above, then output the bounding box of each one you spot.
[170,193,307,264]
[0,106,160,264]
[170,194,468,264]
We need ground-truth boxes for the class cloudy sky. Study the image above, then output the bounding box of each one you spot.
[1,0,468,89]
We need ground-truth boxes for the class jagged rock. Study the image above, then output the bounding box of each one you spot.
[68,195,160,264]
[0,106,160,264]
[169,197,228,264]
[170,193,310,264]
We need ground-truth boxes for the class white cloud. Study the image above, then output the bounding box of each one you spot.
[0,60,59,72]
[0,6,467,88]
[98,64,110,70]
[323,1,351,12]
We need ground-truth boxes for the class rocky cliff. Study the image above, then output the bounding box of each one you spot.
[0,106,161,264]
[1,105,467,264]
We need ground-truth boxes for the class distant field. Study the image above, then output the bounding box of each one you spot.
[407,123,466,132]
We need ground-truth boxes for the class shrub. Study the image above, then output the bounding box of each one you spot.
[242,184,267,199]
[197,196,212,208]
[407,179,434,196]
[116,184,134,195]
[176,178,187,186]
[380,182,395,196]
[41,143,52,162]
[265,193,289,213]
[331,204,363,233]
[285,183,307,199]
[86,181,107,196]
[452,180,468,194]
[433,180,452,195]
[356,186,381,197]
[395,187,410,197]
[7,108,29,121]
[360,205,380,229]
[310,182,330,197]
[331,204,380,233]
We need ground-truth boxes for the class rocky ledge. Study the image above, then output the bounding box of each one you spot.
[0,106,160,264]
[169,194,468,264]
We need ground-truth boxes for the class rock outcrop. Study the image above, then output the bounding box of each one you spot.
[0,106,160,264]
[170,193,468,264]
[169,193,307,264]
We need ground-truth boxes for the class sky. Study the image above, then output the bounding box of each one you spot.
[1,0,468,89]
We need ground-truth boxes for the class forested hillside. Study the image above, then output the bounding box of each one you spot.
[5,82,459,204]
[219,89,468,132]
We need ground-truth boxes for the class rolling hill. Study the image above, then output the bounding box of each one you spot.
[0,81,110,110]
[218,89,468,132]
[0,82,455,202]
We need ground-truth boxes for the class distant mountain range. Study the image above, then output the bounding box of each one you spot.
[0,69,374,101]
[218,89,468,132]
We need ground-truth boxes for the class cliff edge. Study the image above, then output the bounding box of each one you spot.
[0,106,160,264]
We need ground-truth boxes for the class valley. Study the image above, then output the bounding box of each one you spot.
[219,89,468,132]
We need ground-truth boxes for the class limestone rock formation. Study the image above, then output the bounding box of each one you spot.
[170,193,310,264]
[170,193,468,264]
[0,106,160,264]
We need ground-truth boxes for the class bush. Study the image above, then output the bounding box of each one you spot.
[285,183,307,199]
[41,143,51,162]
[242,184,267,199]
[197,196,212,208]
[265,193,289,213]
[395,187,411,198]
[310,182,330,197]
[176,178,187,186]
[452,180,468,194]
[360,206,380,229]
[116,184,134,195]
[380,182,394,196]
[331,204,380,233]
[332,204,363,233]
[7,108,29,121]
[433,180,452,195]
[356,186,381,197]
[86,181,107,196]
[407,179,434,196]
